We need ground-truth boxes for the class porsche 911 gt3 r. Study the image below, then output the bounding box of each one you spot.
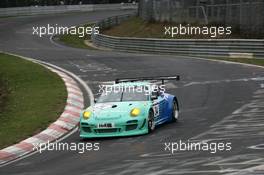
[79,76,180,138]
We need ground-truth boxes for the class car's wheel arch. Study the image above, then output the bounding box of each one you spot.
[148,107,154,118]
[166,94,179,112]
[147,108,155,132]
[173,96,179,111]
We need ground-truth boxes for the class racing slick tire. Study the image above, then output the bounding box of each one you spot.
[171,99,179,122]
[148,110,155,133]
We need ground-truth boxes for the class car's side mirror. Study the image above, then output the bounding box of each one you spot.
[151,91,159,101]
[151,95,158,101]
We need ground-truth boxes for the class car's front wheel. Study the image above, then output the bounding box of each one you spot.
[171,100,179,122]
[148,110,155,133]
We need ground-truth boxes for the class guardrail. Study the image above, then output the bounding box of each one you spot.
[92,14,264,59]
[0,3,137,17]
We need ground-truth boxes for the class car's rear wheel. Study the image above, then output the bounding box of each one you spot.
[171,100,179,122]
[148,110,155,133]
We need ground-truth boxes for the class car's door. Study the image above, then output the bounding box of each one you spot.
[158,92,167,123]
[152,90,166,125]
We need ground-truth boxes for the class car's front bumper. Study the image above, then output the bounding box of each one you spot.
[79,118,148,138]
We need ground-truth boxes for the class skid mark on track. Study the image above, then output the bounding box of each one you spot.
[184,77,264,87]
[86,80,178,90]
[68,61,118,73]
[84,76,264,91]
[191,88,264,142]
[189,88,264,175]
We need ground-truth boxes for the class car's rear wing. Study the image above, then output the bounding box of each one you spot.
[115,76,180,84]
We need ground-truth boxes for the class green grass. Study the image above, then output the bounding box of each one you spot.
[0,79,8,114]
[210,57,264,67]
[0,53,67,149]
[103,17,263,39]
[103,17,170,38]
[57,24,94,49]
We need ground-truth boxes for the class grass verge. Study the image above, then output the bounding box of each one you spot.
[103,17,263,39]
[207,57,264,67]
[0,53,67,149]
[103,17,170,38]
[57,24,95,49]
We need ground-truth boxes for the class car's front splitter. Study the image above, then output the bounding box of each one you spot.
[80,128,148,138]
[79,118,148,138]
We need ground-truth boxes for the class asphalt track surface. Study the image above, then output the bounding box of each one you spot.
[0,10,264,175]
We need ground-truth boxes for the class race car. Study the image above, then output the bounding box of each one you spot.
[79,76,180,138]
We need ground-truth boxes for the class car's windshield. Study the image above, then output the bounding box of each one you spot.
[97,86,149,103]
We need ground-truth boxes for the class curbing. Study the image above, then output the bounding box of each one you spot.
[0,62,84,165]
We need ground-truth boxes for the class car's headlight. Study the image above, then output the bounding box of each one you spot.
[130,108,141,117]
[83,111,92,120]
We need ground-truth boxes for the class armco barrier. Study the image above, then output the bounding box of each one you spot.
[0,3,137,17]
[91,14,264,58]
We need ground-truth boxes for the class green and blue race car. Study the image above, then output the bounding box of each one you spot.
[79,76,180,138]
